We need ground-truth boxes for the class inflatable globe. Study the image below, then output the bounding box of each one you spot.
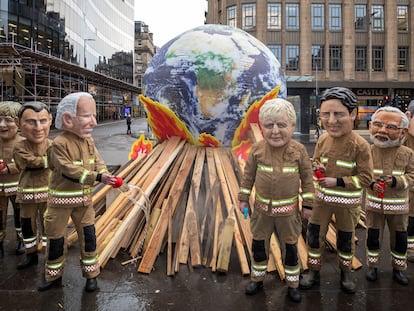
[141,24,286,147]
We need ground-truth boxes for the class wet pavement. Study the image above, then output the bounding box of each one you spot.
[1,120,414,310]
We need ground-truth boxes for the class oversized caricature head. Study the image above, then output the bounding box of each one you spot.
[0,101,21,142]
[56,92,97,139]
[18,102,52,144]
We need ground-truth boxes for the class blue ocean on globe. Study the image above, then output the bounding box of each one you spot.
[142,24,286,147]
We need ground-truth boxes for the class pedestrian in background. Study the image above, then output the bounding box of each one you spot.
[403,99,414,262]
[38,92,117,292]
[365,106,414,285]
[126,114,132,135]
[0,102,24,257]
[300,87,373,294]
[239,98,314,303]
[14,102,52,270]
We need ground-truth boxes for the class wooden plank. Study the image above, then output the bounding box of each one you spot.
[187,201,201,267]
[217,217,235,273]
[248,123,263,143]
[201,180,219,266]
[297,235,308,271]
[167,197,173,276]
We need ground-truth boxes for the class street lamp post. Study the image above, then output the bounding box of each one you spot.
[83,38,95,68]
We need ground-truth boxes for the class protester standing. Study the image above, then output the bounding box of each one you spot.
[126,114,132,135]
[38,92,117,292]
[404,100,414,262]
[300,87,373,294]
[365,106,414,285]
[14,102,52,269]
[239,98,314,302]
[0,102,24,257]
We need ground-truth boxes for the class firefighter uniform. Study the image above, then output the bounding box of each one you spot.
[14,138,51,254]
[366,144,414,270]
[403,134,414,257]
[238,139,314,289]
[44,132,109,282]
[0,134,24,250]
[307,131,373,271]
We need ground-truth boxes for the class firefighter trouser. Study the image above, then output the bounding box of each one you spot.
[20,202,46,254]
[250,210,301,288]
[306,204,360,272]
[407,192,414,254]
[43,203,100,282]
[366,211,408,270]
[0,195,22,242]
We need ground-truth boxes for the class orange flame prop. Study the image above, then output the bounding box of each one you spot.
[198,133,221,147]
[128,133,153,160]
[139,95,195,144]
[232,140,252,163]
[231,85,281,148]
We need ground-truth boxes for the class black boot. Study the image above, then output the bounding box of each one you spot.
[366,267,378,282]
[392,269,408,285]
[38,277,62,292]
[245,281,263,295]
[287,287,301,303]
[0,240,3,258]
[16,252,38,270]
[85,277,98,292]
[15,240,25,256]
[340,270,356,294]
[299,270,320,289]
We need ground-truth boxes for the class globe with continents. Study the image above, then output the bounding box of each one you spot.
[142,24,286,147]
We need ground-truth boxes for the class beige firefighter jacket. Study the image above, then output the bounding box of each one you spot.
[313,131,373,209]
[14,138,52,203]
[403,134,414,195]
[366,144,414,215]
[238,139,314,217]
[47,132,109,208]
[0,134,24,197]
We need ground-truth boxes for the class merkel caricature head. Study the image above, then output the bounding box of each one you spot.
[56,92,97,139]
[0,101,21,142]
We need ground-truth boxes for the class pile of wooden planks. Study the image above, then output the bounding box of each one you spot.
[79,136,253,276]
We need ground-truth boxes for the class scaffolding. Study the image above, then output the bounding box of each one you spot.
[0,43,140,121]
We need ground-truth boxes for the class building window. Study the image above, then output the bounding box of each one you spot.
[397,6,408,32]
[227,6,237,28]
[268,3,282,30]
[312,45,324,71]
[354,4,367,31]
[329,4,342,31]
[286,45,299,71]
[286,4,299,30]
[398,46,409,72]
[242,3,256,30]
[311,4,324,31]
[268,44,282,62]
[355,46,367,71]
[372,46,384,71]
[371,5,384,31]
[329,45,342,71]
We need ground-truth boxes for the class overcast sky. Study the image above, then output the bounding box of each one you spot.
[135,0,207,47]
